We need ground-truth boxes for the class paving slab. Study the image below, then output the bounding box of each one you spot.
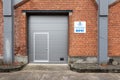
[0,70,120,80]
[0,64,120,80]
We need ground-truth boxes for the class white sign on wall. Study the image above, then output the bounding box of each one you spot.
[74,21,86,33]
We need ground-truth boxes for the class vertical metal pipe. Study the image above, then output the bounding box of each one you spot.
[3,0,14,64]
[98,0,108,64]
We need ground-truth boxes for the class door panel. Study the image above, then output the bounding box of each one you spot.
[33,32,49,62]
[29,15,68,63]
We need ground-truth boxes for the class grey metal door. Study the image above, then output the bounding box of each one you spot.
[33,32,49,62]
[28,15,68,63]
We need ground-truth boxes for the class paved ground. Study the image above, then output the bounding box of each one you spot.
[0,64,120,80]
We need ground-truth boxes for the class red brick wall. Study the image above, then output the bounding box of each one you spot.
[0,0,119,57]
[14,0,98,56]
[109,2,120,56]
[0,1,3,56]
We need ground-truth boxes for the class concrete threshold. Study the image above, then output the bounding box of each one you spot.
[22,63,70,71]
[28,63,68,66]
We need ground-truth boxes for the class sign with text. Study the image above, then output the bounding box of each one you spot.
[74,21,86,33]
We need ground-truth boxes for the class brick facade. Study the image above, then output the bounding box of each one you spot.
[14,0,98,57]
[109,2,120,56]
[0,0,120,58]
[0,1,3,56]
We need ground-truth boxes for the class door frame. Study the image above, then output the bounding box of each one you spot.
[33,32,49,62]
[27,12,71,63]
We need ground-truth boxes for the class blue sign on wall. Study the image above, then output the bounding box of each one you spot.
[74,21,86,33]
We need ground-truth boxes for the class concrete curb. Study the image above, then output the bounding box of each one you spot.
[70,63,120,73]
[0,64,26,72]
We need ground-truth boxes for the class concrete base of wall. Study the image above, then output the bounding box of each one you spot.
[0,56,28,64]
[108,57,120,65]
[0,56,3,65]
[0,56,120,66]
[15,56,28,64]
[69,57,98,64]
[69,57,120,72]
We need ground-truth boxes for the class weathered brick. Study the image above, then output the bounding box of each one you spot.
[109,2,120,56]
